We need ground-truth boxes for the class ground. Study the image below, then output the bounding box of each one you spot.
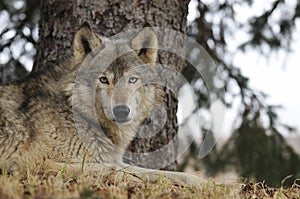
[0,168,299,199]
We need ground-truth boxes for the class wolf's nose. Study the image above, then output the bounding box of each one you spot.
[113,105,131,123]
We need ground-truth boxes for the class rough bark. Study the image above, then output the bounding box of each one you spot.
[34,0,189,171]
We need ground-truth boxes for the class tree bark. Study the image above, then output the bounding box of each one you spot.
[34,0,189,171]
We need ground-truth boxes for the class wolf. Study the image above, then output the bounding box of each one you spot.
[0,22,200,185]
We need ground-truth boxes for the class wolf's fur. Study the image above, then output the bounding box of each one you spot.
[0,23,200,186]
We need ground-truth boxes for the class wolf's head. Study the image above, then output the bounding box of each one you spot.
[72,23,161,145]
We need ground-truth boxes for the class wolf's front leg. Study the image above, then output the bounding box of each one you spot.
[117,163,203,187]
[45,160,203,187]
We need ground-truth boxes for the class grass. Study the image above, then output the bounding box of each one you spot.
[0,167,299,199]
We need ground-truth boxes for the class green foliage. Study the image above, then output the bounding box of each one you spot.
[181,0,300,186]
[221,122,300,187]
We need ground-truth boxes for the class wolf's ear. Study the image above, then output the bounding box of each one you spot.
[73,22,101,61]
[131,28,158,64]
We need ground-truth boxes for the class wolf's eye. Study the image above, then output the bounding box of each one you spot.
[99,76,109,84]
[128,77,138,84]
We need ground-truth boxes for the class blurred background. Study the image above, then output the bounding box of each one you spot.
[177,0,300,187]
[0,0,299,187]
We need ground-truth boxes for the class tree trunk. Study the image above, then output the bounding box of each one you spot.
[34,0,189,171]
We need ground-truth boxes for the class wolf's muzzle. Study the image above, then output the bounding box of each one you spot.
[113,105,131,123]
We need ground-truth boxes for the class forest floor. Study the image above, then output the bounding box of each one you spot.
[0,168,299,199]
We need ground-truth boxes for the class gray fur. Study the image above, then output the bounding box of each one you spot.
[0,24,160,173]
[0,24,201,186]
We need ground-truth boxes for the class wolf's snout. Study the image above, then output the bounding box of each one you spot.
[113,105,131,123]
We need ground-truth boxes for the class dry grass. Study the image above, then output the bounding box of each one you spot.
[0,168,299,199]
